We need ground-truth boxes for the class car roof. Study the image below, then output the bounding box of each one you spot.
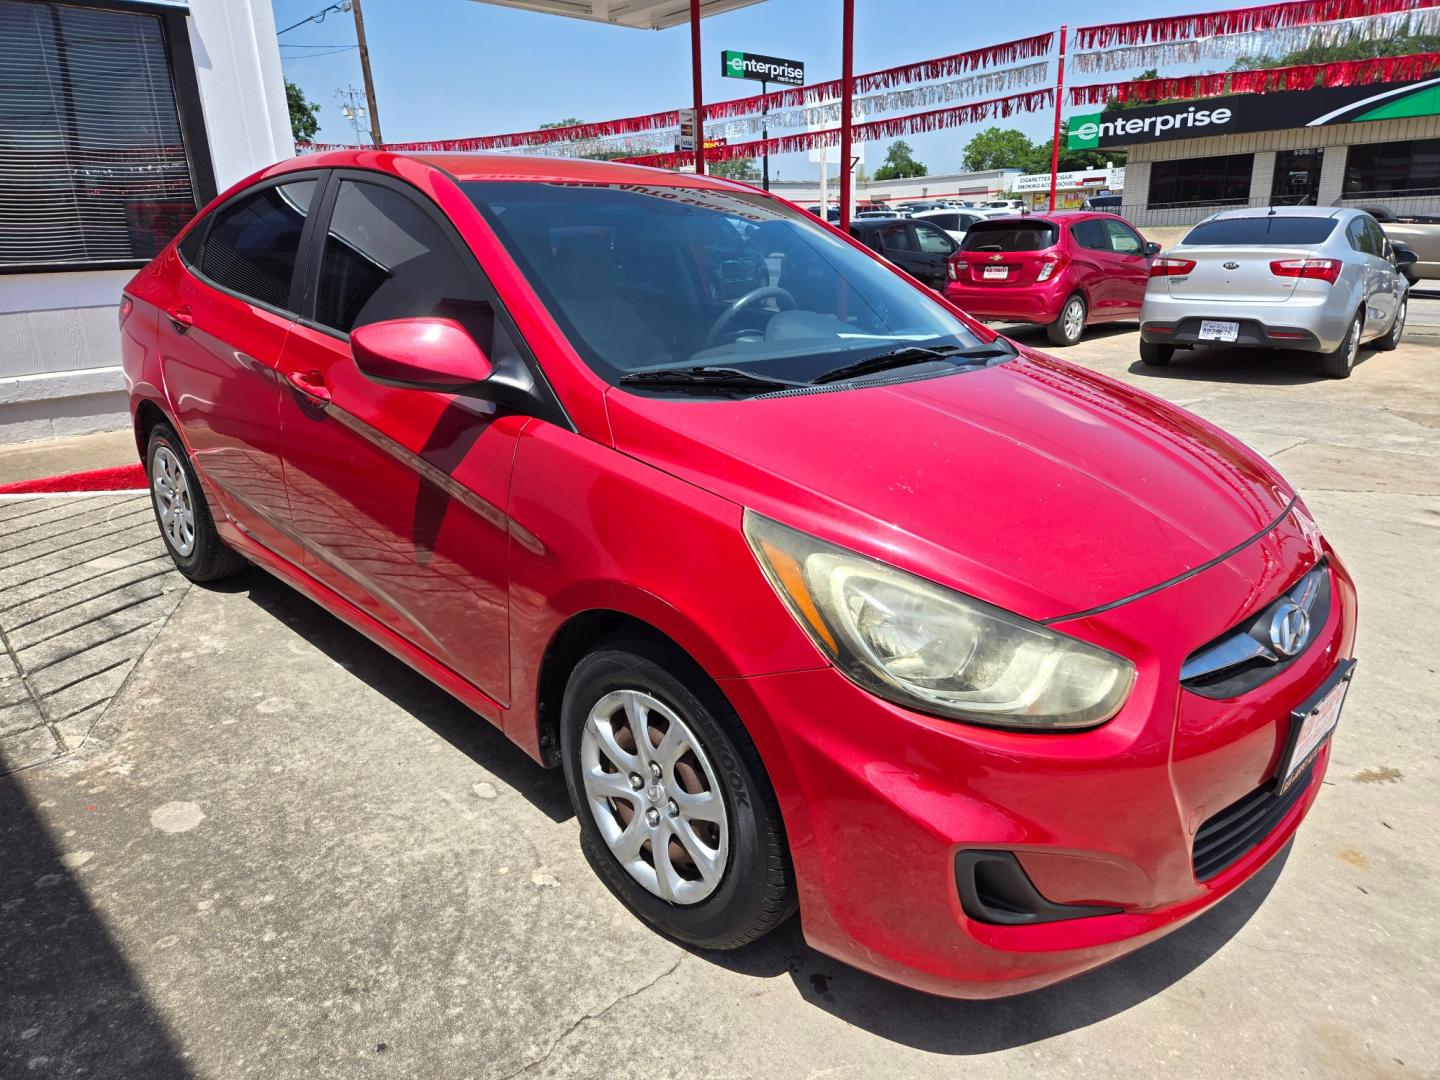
[266,149,759,192]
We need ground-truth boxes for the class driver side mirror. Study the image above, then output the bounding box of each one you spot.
[1392,242,1419,268]
[351,317,493,392]
[1144,241,1162,257]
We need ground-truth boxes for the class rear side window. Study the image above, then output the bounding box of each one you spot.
[1070,220,1107,250]
[314,180,485,335]
[1183,217,1339,246]
[199,179,316,309]
[877,224,917,252]
[962,222,1057,252]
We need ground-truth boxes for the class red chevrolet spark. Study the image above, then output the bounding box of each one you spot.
[944,211,1159,346]
[122,152,1356,999]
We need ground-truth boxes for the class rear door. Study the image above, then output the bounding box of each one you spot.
[161,174,322,562]
[275,171,529,705]
[1067,219,1114,312]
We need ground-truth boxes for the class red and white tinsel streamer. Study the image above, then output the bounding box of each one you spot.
[1075,0,1440,49]
[326,33,1055,154]
[1070,51,1440,104]
[1071,6,1440,71]
[615,90,1054,171]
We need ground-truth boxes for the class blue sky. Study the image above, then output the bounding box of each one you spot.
[275,0,1168,176]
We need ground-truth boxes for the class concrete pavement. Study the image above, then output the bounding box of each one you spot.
[1,326,1437,1079]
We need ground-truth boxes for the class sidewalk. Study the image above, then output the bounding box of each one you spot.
[0,430,137,487]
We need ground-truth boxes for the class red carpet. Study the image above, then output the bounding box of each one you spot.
[0,463,147,495]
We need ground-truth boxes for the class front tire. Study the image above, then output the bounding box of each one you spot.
[1046,294,1087,347]
[1139,340,1174,366]
[1319,311,1362,379]
[145,423,246,582]
[1374,298,1406,352]
[560,636,795,950]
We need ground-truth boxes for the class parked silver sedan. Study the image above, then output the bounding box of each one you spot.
[1138,206,1416,378]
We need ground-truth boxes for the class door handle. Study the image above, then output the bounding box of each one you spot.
[165,305,193,333]
[286,369,331,404]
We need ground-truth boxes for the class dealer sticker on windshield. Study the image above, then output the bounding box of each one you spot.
[1198,320,1239,342]
[1192,321,1238,342]
[1277,659,1356,795]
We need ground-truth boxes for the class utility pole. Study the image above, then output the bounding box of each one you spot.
[351,0,383,147]
[337,85,368,145]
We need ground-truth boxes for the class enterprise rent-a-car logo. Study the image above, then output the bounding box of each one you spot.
[1067,106,1234,149]
[721,50,805,86]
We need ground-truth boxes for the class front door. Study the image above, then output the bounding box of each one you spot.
[909,221,958,290]
[275,174,522,705]
[1100,219,1151,317]
[160,176,321,563]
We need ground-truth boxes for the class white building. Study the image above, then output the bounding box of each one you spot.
[0,0,293,444]
[766,169,1023,210]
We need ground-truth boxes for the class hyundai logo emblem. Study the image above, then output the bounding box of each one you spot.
[1268,601,1310,658]
[1223,261,1240,270]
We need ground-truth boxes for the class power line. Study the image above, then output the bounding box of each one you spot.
[277,1,351,36]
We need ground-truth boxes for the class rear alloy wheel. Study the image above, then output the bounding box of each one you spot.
[560,636,795,949]
[1139,340,1174,366]
[1319,312,1362,379]
[146,424,247,582]
[1375,299,1406,352]
[1046,294,1087,347]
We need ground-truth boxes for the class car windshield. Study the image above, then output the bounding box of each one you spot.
[961,221,1058,252]
[464,181,983,385]
[1183,217,1340,245]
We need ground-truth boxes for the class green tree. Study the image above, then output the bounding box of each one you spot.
[962,127,1037,172]
[286,80,321,143]
[708,158,761,181]
[872,139,928,180]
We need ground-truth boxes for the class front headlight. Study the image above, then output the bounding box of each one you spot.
[744,512,1134,731]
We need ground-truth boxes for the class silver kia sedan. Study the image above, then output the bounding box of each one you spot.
[1138,206,1416,378]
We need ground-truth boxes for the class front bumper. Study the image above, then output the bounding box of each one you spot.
[724,510,1357,999]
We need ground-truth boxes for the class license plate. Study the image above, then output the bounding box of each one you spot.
[1276,659,1355,794]
[982,266,1009,280]
[1198,319,1239,342]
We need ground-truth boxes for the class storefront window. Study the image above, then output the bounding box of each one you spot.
[1271,148,1324,206]
[1344,140,1440,198]
[1147,155,1254,210]
[0,1,200,270]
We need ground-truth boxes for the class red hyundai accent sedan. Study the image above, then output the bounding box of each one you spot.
[944,211,1158,346]
[122,152,1357,998]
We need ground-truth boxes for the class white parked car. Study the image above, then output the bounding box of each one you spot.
[909,208,984,245]
[1139,206,1415,379]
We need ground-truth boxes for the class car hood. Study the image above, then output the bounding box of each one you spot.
[604,349,1294,621]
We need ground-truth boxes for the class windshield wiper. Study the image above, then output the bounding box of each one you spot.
[618,366,807,392]
[812,342,1012,385]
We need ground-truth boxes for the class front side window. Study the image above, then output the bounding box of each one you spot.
[0,0,199,268]
[1104,220,1144,255]
[199,180,316,310]
[314,180,486,335]
[1149,155,1254,209]
[463,181,983,385]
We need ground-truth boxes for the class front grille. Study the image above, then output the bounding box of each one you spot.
[1191,763,1314,882]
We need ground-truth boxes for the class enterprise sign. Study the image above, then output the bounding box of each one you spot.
[1068,78,1440,149]
[720,50,805,87]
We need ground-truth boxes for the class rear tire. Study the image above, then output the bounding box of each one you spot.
[1139,341,1174,366]
[1319,311,1362,379]
[145,424,247,583]
[1374,298,1406,352]
[560,635,795,950]
[1045,294,1087,347]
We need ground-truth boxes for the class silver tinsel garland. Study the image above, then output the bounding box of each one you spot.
[1072,9,1440,72]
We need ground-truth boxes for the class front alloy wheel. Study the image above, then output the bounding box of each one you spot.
[580,688,729,905]
[560,636,795,949]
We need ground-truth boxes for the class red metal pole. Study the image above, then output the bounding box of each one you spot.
[1048,24,1066,212]
[839,0,854,231]
[690,0,705,175]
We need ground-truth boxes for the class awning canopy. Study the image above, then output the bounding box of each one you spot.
[466,0,764,30]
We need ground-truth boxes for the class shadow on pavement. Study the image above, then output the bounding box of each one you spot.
[725,841,1293,1051]
[0,775,194,1079]
[1126,347,1376,386]
[222,567,574,825]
